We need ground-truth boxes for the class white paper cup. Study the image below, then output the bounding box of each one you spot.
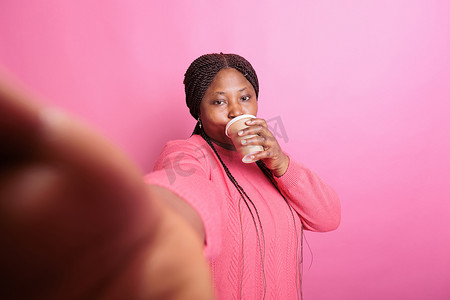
[225,114,264,163]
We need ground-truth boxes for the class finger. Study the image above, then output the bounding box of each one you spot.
[245,118,268,128]
[240,134,269,147]
[238,124,272,138]
[247,150,274,162]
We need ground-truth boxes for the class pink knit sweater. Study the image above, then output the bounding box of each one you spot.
[145,135,340,299]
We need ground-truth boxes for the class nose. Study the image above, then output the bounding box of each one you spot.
[228,101,244,119]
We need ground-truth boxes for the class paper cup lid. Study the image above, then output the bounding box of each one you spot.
[225,114,256,137]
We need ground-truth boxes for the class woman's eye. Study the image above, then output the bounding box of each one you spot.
[241,96,250,101]
[213,100,224,105]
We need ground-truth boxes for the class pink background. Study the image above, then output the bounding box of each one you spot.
[1,1,449,299]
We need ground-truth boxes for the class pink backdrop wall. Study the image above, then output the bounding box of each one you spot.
[1,1,449,299]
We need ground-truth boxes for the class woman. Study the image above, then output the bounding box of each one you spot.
[145,53,341,299]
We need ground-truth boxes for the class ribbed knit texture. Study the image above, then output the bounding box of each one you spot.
[145,135,340,299]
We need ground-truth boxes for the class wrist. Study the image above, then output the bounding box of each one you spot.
[272,154,289,177]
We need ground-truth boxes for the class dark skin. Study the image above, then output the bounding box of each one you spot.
[128,68,291,246]
[0,67,291,299]
[199,68,290,177]
[0,68,212,300]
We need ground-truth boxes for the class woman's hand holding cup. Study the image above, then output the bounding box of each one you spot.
[226,115,289,177]
[226,114,264,163]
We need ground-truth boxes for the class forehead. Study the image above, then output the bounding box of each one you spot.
[207,68,253,91]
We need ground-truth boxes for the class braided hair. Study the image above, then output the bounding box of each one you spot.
[183,53,303,299]
[184,53,259,135]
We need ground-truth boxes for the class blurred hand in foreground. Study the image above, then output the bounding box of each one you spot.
[0,68,212,300]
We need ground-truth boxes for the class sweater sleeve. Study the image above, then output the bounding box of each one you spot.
[274,158,341,232]
[144,139,221,259]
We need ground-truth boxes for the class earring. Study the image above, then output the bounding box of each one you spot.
[197,117,202,128]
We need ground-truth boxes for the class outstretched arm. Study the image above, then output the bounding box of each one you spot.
[0,67,212,300]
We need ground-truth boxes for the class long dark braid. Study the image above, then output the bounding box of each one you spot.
[184,53,303,299]
[201,125,304,300]
[256,160,304,299]
[199,128,267,299]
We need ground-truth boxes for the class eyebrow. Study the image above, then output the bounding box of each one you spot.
[214,87,248,95]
